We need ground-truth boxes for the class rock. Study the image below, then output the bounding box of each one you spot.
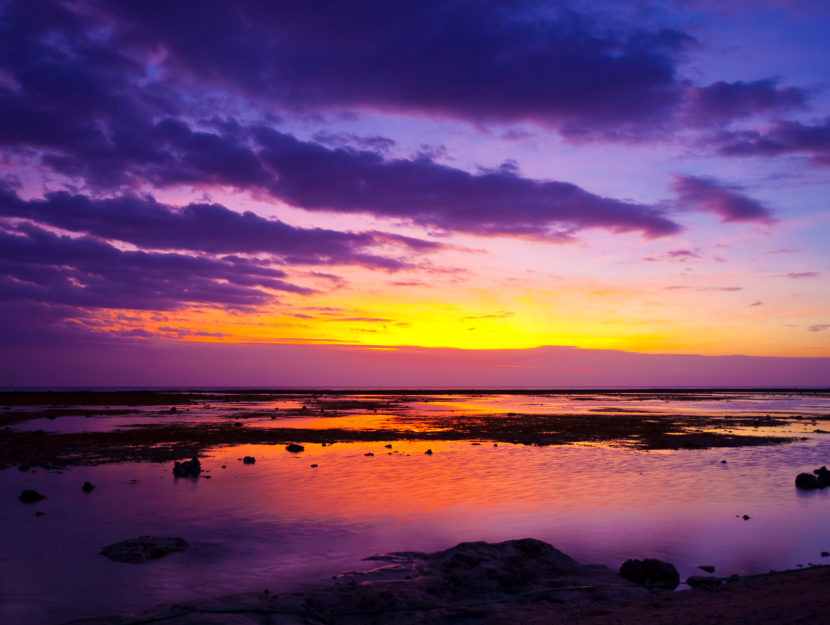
[821,551,829,557]
[384,444,392,448]
[795,472,821,488]
[720,459,727,464]
[687,575,722,590]
[17,463,31,472]
[173,457,201,477]
[814,466,830,486]
[82,481,95,493]
[285,443,305,453]
[18,489,45,503]
[619,558,680,590]
[364,452,374,457]
[425,449,433,455]
[697,565,715,573]
[100,536,190,563]
[311,464,318,468]
[243,456,256,464]
[169,406,177,413]
[743,514,750,520]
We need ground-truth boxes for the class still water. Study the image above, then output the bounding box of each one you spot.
[1,394,829,624]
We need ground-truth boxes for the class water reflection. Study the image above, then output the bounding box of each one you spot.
[2,436,829,625]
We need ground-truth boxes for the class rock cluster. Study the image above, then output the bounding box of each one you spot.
[795,466,830,489]
[172,457,201,478]
[619,558,680,590]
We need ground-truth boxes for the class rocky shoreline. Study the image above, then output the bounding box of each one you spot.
[62,538,830,625]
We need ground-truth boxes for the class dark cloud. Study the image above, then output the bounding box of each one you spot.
[809,323,830,332]
[0,186,434,270]
[785,271,820,278]
[672,174,775,223]
[96,0,693,133]
[685,79,808,124]
[0,223,314,315]
[255,128,681,239]
[715,118,830,166]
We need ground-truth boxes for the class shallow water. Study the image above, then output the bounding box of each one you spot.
[2,393,830,624]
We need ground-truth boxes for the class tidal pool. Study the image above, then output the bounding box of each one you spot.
[2,431,829,625]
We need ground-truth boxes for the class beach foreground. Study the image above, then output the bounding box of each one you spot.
[64,538,830,625]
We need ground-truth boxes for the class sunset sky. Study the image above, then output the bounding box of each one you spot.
[1,0,829,386]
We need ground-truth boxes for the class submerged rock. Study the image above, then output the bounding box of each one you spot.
[100,536,190,563]
[172,457,201,478]
[82,481,95,493]
[795,466,830,489]
[620,558,680,590]
[18,489,45,503]
[697,564,715,573]
[243,456,256,464]
[687,575,722,590]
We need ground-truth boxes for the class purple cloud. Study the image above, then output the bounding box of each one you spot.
[0,223,313,313]
[809,324,830,332]
[786,272,820,278]
[0,186,437,270]
[96,0,692,133]
[254,128,681,239]
[685,79,808,124]
[716,118,830,166]
[672,175,775,223]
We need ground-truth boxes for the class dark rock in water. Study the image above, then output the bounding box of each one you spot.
[743,514,750,520]
[67,539,651,623]
[620,558,680,590]
[35,511,45,516]
[384,444,392,449]
[285,443,305,453]
[82,481,95,493]
[796,472,821,489]
[243,456,256,464]
[310,464,318,468]
[17,463,31,472]
[697,564,715,573]
[425,449,433,455]
[169,406,177,413]
[100,536,190,563]
[821,551,829,557]
[814,466,830,486]
[18,489,45,503]
[364,452,374,457]
[172,457,201,478]
[687,575,722,590]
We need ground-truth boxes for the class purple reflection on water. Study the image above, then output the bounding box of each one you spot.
[2,437,829,625]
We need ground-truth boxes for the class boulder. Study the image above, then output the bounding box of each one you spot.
[18,489,45,503]
[686,575,721,590]
[82,481,95,493]
[796,472,821,489]
[100,536,190,563]
[285,443,305,453]
[243,456,256,464]
[172,457,201,478]
[619,558,680,590]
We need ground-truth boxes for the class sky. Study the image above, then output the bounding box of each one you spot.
[1,0,829,387]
